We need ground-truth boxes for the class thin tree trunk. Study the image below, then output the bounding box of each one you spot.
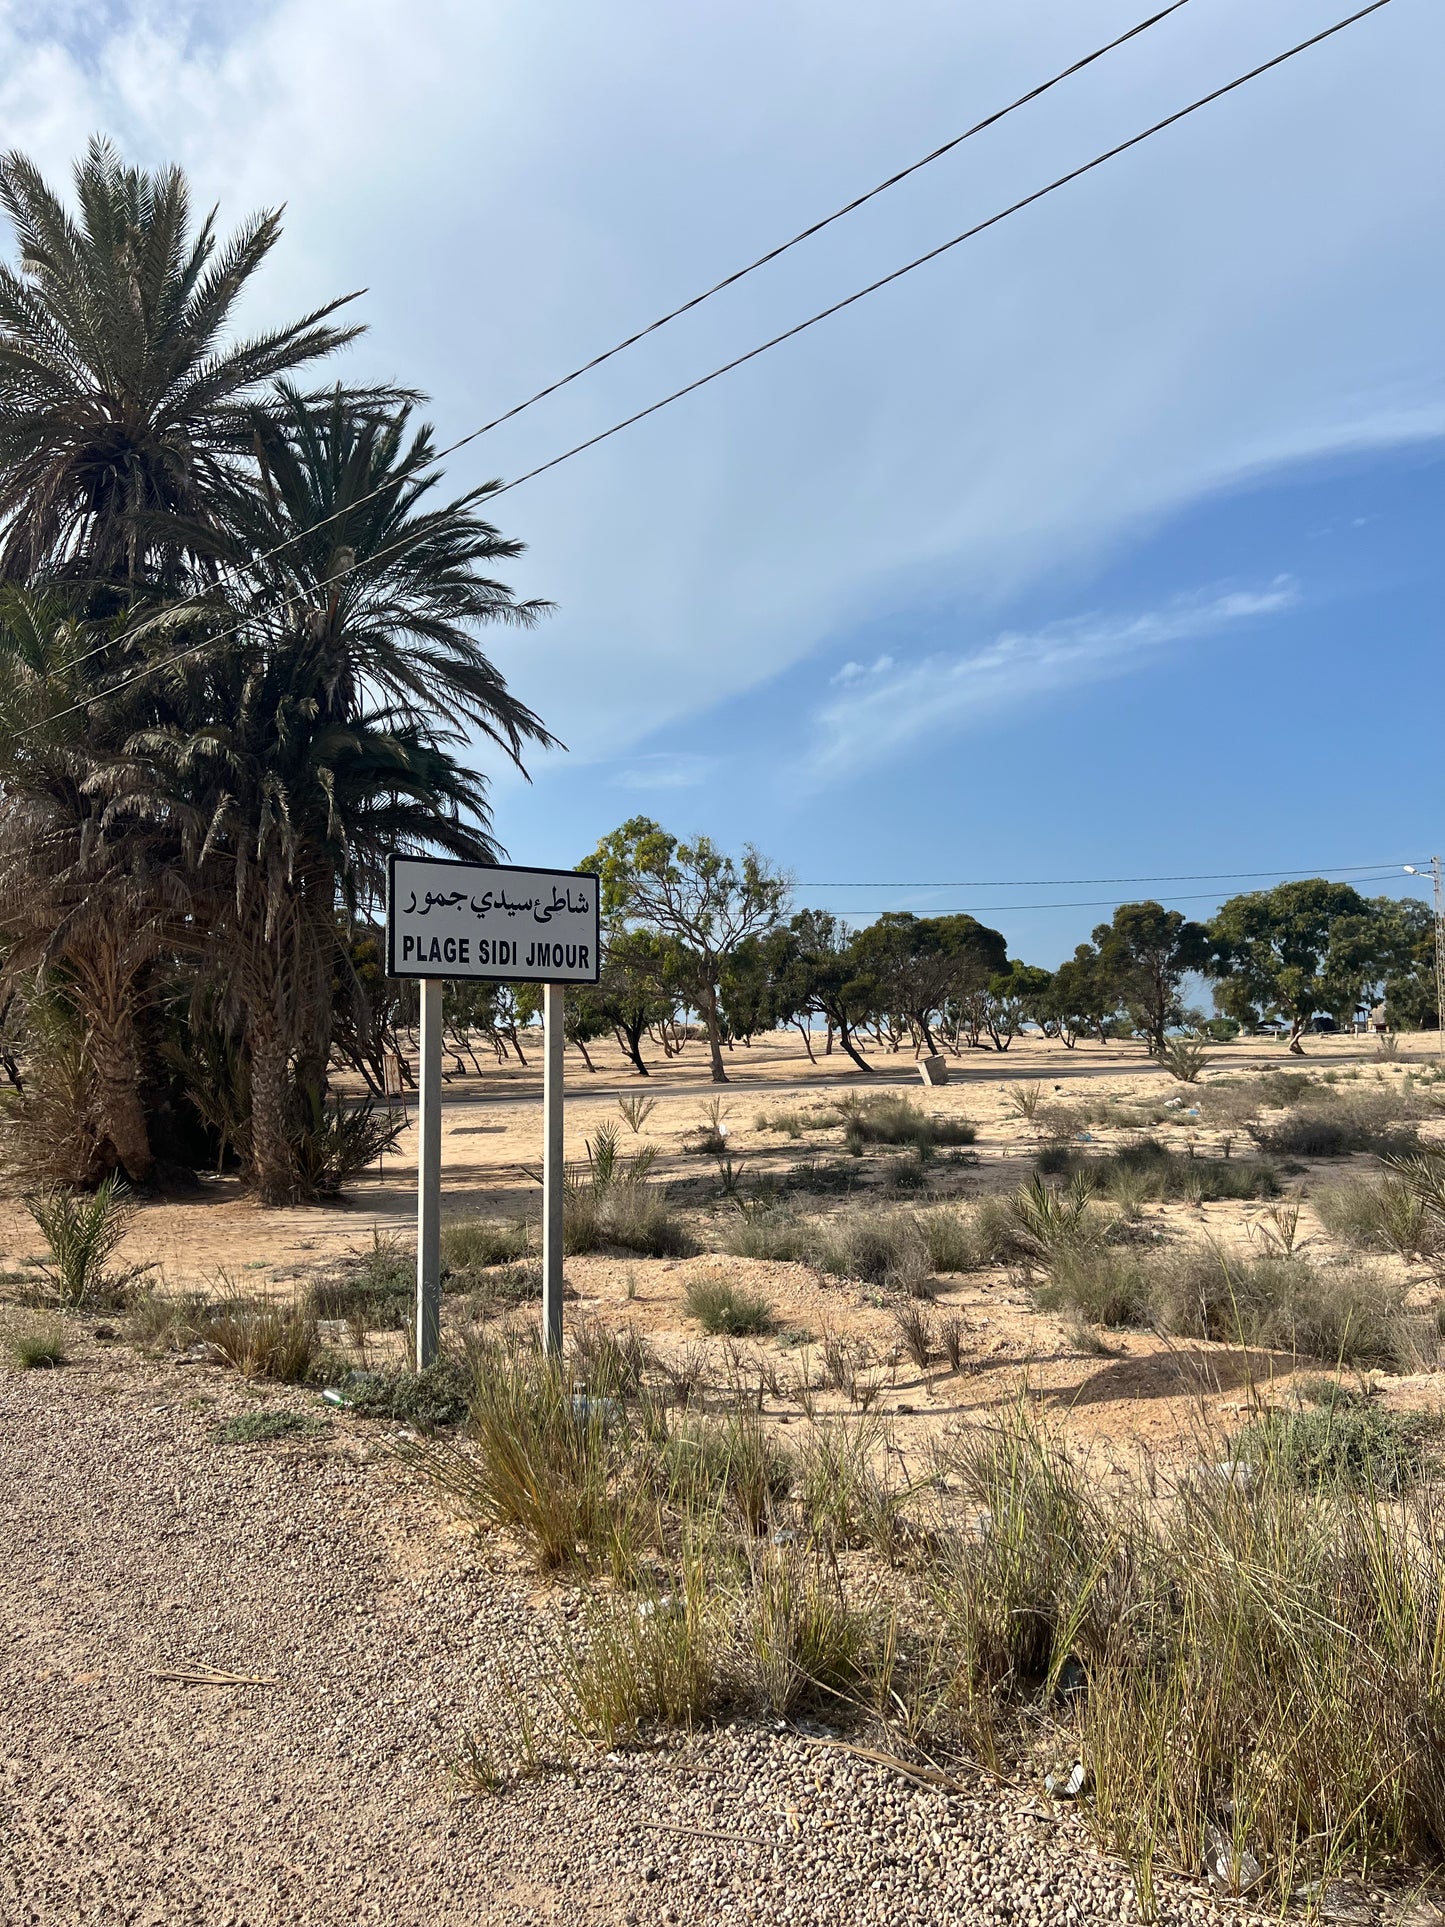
[793,1017,816,1063]
[574,1036,596,1071]
[699,980,728,1083]
[836,1019,874,1073]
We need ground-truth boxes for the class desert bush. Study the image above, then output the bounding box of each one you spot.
[1235,1385,1436,1494]
[814,1208,929,1292]
[745,1548,875,1715]
[616,1093,657,1135]
[1095,1138,1279,1204]
[334,1356,473,1430]
[559,1563,728,1746]
[1317,1178,1440,1260]
[917,1201,1017,1273]
[660,1409,791,1531]
[570,1319,651,1398]
[25,1173,145,1308]
[1249,1106,1420,1160]
[836,1093,976,1156]
[440,1216,531,1273]
[287,1094,406,1199]
[564,1128,693,1258]
[1154,1249,1413,1367]
[720,1201,814,1263]
[312,1231,413,1331]
[1007,1173,1100,1262]
[755,1107,809,1138]
[934,1405,1445,1907]
[892,1299,934,1368]
[1035,1248,1156,1329]
[685,1273,775,1337]
[189,1285,318,1382]
[5,1319,67,1368]
[797,1416,904,1560]
[1007,1082,1044,1121]
[421,1340,627,1570]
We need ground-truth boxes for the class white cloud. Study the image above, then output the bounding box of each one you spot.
[0,1,1439,774]
[610,752,719,791]
[804,578,1299,784]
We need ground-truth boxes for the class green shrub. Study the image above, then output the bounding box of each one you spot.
[332,1356,473,1430]
[917,1201,1017,1273]
[721,1202,814,1263]
[1035,1248,1156,1328]
[312,1231,413,1330]
[564,1129,694,1257]
[834,1094,975,1154]
[213,1408,321,1446]
[684,1273,775,1337]
[813,1209,928,1291]
[188,1285,318,1382]
[1235,1387,1436,1494]
[1153,1249,1413,1367]
[1155,1034,1211,1083]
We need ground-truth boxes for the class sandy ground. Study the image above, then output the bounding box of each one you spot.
[2,1329,1277,1927]
[5,1029,1445,1924]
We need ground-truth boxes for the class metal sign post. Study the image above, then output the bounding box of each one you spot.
[385,856,600,1370]
[542,983,566,1355]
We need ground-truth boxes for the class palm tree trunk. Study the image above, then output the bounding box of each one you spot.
[69,945,154,1183]
[249,1011,294,1204]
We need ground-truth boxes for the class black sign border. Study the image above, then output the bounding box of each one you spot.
[386,853,602,985]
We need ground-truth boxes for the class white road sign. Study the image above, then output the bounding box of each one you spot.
[386,855,601,984]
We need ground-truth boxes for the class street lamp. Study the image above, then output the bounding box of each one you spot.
[1403,861,1445,1059]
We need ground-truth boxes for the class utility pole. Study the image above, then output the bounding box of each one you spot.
[1405,860,1445,1061]
[1433,855,1445,1063]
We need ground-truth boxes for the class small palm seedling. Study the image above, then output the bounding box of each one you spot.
[1155,1033,1212,1084]
[25,1173,148,1308]
[938,1315,966,1372]
[1248,1192,1305,1258]
[1008,1081,1045,1121]
[616,1093,657,1135]
[691,1097,730,1156]
[1008,1172,1098,1261]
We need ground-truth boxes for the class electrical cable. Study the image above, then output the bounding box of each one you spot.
[799,870,1421,915]
[798,861,1426,889]
[12,0,1397,742]
[33,0,1200,691]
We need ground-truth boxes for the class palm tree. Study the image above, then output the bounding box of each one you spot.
[105,388,556,1200]
[0,137,362,589]
[0,589,186,1182]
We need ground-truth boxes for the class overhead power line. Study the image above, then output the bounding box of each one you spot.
[16,0,1397,742]
[41,0,1197,692]
[798,861,1425,890]
[801,870,1421,916]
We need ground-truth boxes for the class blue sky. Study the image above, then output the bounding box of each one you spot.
[4,0,1442,963]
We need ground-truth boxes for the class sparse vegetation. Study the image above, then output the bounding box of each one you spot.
[564,1127,693,1258]
[1154,1033,1211,1082]
[213,1408,321,1446]
[1234,1383,1436,1494]
[616,1094,657,1135]
[834,1092,976,1157]
[1318,1176,1441,1259]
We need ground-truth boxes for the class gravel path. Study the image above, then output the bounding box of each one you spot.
[0,1330,1346,1925]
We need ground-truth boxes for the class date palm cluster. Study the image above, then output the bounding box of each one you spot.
[0,140,554,1202]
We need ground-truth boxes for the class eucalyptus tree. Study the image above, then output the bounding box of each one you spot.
[585,818,790,1083]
